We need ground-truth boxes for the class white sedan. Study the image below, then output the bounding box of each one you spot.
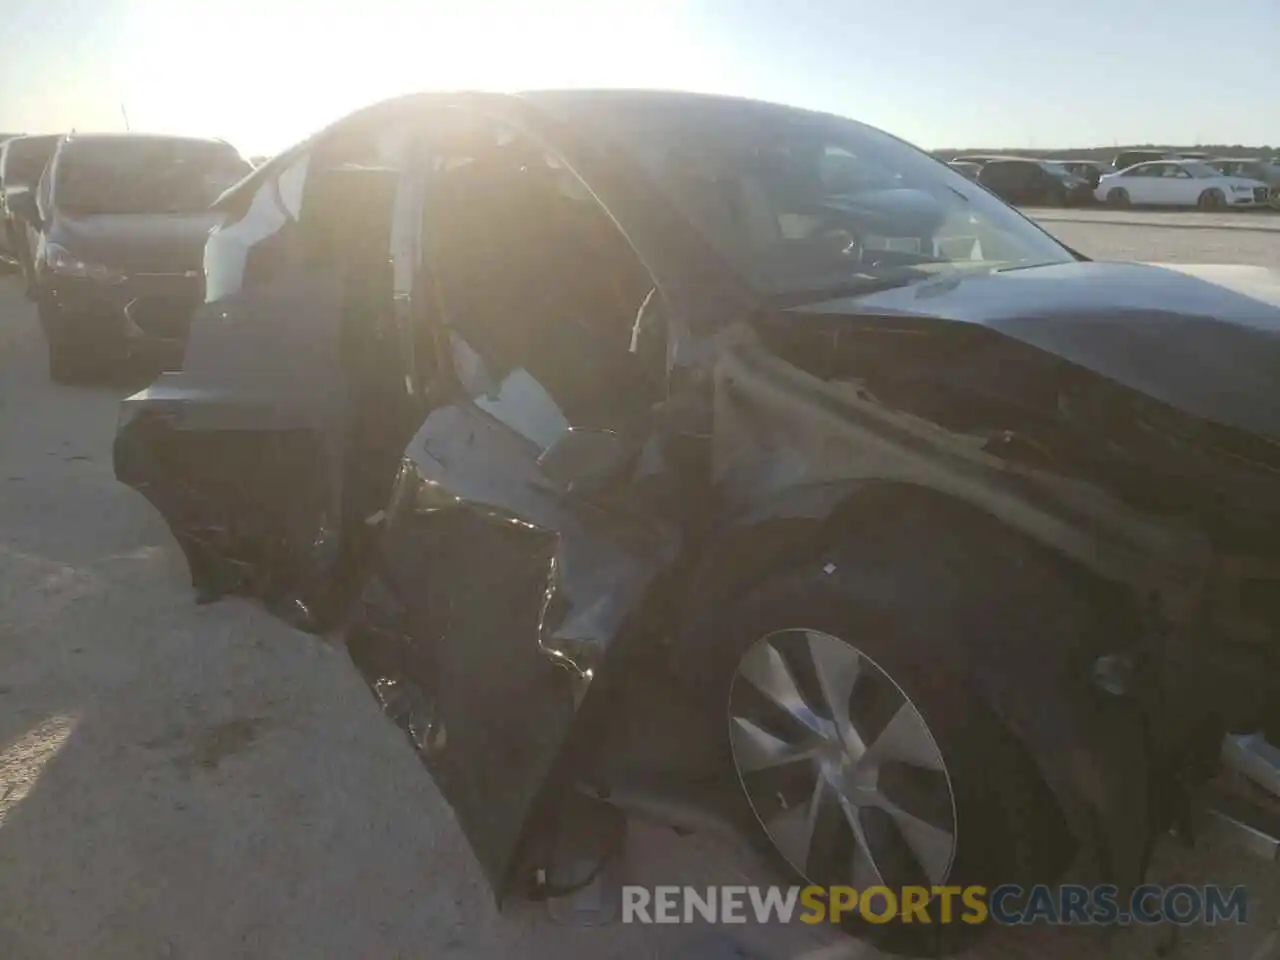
[1095,159,1270,210]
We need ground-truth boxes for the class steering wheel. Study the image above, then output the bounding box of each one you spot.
[783,203,867,261]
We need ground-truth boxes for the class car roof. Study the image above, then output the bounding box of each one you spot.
[59,132,235,149]
[1122,158,1216,170]
[5,133,62,146]
[212,87,894,211]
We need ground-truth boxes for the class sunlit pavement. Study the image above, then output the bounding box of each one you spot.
[1025,207,1280,233]
[2,216,1280,960]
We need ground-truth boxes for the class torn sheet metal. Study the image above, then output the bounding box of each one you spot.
[346,398,680,897]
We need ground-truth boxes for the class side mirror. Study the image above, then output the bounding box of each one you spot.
[8,187,41,229]
[537,427,636,496]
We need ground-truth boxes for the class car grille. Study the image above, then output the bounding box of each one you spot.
[1254,187,1269,203]
[124,271,202,299]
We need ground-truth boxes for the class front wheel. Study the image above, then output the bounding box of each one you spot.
[1198,189,1225,211]
[707,565,1069,955]
[1106,187,1130,208]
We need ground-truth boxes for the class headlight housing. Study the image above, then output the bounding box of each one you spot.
[1231,184,1254,193]
[45,243,125,283]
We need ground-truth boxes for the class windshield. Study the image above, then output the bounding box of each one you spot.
[546,95,1074,299]
[1039,161,1072,177]
[2,137,59,187]
[55,140,252,215]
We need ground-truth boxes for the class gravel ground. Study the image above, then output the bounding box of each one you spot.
[1028,208,1280,235]
[2,217,1279,960]
[1035,213,1280,267]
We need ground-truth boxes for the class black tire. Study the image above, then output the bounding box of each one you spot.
[1197,189,1225,211]
[1106,187,1130,208]
[686,510,1078,955]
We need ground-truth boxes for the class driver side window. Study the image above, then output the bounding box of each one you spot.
[422,112,661,448]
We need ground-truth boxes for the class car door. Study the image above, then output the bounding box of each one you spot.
[1159,163,1196,205]
[114,115,426,619]
[1120,163,1160,204]
[345,105,684,896]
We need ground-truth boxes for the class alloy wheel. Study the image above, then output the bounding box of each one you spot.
[728,629,957,890]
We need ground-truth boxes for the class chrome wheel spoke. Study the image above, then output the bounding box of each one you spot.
[851,836,885,889]
[804,630,864,749]
[876,759,955,832]
[865,702,945,771]
[864,786,955,884]
[736,638,825,735]
[729,715,819,773]
[729,628,957,891]
[836,791,887,888]
[762,769,827,870]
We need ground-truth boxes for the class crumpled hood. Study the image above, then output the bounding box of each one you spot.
[50,211,220,274]
[793,260,1280,442]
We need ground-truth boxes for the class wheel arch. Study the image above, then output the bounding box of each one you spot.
[677,480,1155,891]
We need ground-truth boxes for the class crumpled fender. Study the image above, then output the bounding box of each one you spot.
[680,333,1230,890]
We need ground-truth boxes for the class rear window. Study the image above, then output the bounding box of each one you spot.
[54,139,252,215]
[1,136,59,187]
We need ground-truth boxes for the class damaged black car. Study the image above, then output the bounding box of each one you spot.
[113,90,1280,955]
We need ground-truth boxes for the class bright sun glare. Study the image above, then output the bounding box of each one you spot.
[118,0,726,157]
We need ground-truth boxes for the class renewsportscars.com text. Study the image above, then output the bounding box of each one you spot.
[621,884,1249,926]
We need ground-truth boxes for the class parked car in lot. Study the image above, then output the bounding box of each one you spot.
[1,134,61,290]
[1208,157,1280,206]
[113,89,1280,956]
[1096,158,1270,209]
[1057,159,1107,188]
[946,159,981,181]
[0,132,28,263]
[1112,149,1177,171]
[10,133,252,381]
[977,156,1093,205]
[949,153,1005,167]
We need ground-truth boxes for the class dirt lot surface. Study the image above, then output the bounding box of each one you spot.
[2,215,1279,959]
[1032,209,1280,267]
[1028,207,1280,235]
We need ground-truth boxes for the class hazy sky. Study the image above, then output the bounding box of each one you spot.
[0,0,1275,157]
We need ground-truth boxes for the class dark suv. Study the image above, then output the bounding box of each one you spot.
[1058,159,1106,189]
[1112,150,1175,171]
[11,133,252,381]
[977,157,1092,206]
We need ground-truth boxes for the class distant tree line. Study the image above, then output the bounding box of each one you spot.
[933,144,1274,161]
